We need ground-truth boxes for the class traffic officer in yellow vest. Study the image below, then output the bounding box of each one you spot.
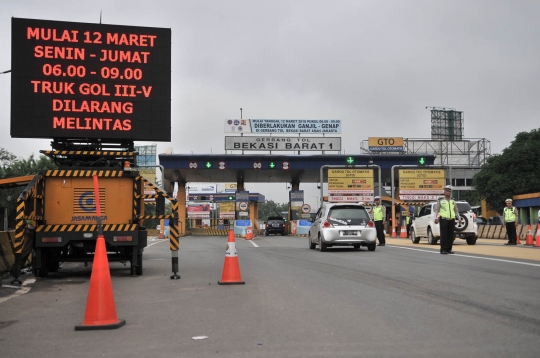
[373,196,387,246]
[503,199,519,245]
[434,185,460,254]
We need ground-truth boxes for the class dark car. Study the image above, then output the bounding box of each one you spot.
[476,217,488,225]
[265,216,286,236]
[488,216,504,225]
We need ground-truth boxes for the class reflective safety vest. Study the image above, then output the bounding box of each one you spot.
[438,199,456,219]
[406,216,410,224]
[504,207,517,222]
[373,206,383,221]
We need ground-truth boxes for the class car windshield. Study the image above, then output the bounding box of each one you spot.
[327,206,370,226]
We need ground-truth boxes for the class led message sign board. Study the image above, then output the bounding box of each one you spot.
[11,18,171,141]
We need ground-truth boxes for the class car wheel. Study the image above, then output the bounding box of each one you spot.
[265,230,269,236]
[353,244,360,249]
[466,236,477,245]
[281,231,285,236]
[318,235,328,252]
[455,215,468,232]
[427,228,438,245]
[309,236,316,249]
[367,243,376,251]
[410,229,420,244]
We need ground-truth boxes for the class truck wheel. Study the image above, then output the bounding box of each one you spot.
[36,250,50,278]
[136,252,143,275]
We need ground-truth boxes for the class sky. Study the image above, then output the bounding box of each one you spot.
[1,0,539,209]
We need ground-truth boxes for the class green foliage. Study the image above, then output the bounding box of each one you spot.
[258,200,289,220]
[0,149,57,229]
[473,128,540,211]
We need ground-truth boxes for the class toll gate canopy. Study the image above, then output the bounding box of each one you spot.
[158,154,435,194]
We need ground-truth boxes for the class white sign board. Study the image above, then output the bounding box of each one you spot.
[225,136,341,151]
[224,119,341,133]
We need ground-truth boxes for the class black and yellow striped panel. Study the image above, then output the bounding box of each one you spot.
[45,170,124,177]
[42,150,135,157]
[136,215,174,220]
[36,224,138,232]
[14,201,25,254]
[23,216,44,221]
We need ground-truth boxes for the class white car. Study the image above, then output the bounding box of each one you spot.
[308,202,377,251]
[410,201,478,245]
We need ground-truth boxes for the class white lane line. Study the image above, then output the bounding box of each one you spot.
[0,278,36,304]
[390,245,540,267]
[248,240,259,248]
[146,239,168,248]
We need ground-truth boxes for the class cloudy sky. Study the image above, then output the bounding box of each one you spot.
[1,0,539,207]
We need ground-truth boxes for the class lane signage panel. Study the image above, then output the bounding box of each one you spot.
[328,169,374,202]
[399,169,445,200]
[11,18,171,141]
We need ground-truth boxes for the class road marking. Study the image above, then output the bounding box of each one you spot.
[0,278,36,304]
[147,239,168,248]
[390,245,540,267]
[248,240,259,248]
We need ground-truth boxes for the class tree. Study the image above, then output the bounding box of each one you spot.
[0,150,57,229]
[473,128,540,212]
[258,200,289,220]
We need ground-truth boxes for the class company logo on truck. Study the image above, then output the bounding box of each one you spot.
[71,215,108,222]
[79,191,97,212]
[72,191,108,221]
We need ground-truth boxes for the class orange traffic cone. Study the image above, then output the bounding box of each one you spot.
[391,227,397,238]
[75,235,126,330]
[535,225,540,247]
[246,226,253,240]
[525,225,534,245]
[218,230,245,285]
[399,225,407,238]
[516,225,521,244]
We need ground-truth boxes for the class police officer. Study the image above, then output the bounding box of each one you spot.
[434,185,460,254]
[373,196,386,246]
[503,199,519,245]
[406,212,413,238]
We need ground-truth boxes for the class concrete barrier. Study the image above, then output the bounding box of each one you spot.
[0,231,15,274]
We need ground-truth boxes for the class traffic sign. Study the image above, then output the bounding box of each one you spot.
[253,161,262,169]
[301,204,311,213]
[189,162,198,169]
[239,201,248,211]
[282,162,290,170]
[218,161,226,170]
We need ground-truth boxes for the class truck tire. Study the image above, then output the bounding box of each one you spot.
[136,252,143,275]
[35,250,50,278]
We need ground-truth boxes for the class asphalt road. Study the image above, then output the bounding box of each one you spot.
[1,235,539,358]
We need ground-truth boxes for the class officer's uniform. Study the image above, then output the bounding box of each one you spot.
[373,196,386,246]
[503,199,519,245]
[433,186,460,254]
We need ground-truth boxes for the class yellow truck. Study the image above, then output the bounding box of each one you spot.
[10,149,178,280]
